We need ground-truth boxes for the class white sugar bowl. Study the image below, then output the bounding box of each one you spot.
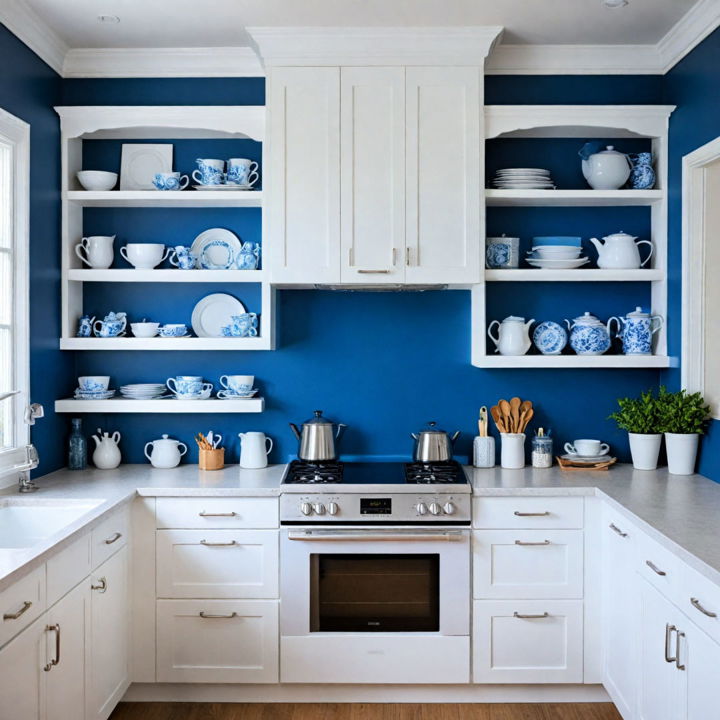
[144,434,187,468]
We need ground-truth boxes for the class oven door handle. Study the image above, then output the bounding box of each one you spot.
[287,530,466,542]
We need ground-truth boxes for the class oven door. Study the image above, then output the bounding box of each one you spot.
[280,527,470,637]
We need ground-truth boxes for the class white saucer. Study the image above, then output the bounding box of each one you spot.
[192,184,256,191]
[561,453,613,463]
[526,258,590,269]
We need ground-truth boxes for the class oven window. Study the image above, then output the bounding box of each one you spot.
[310,554,439,632]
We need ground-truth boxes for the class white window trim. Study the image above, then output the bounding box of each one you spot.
[0,107,30,482]
[681,134,720,419]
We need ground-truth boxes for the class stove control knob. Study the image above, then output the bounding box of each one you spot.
[443,502,456,515]
[428,502,441,516]
[313,503,326,515]
[327,502,339,516]
[416,502,428,516]
[300,502,313,516]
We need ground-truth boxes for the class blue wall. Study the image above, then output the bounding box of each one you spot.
[0,24,70,476]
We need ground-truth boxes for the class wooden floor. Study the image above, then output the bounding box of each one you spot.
[110,702,622,720]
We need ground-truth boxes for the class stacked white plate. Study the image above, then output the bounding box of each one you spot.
[492,168,556,189]
[74,388,116,400]
[526,243,590,269]
[119,383,167,400]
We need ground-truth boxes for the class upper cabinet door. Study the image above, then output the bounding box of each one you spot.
[267,67,341,284]
[340,67,406,283]
[405,67,481,285]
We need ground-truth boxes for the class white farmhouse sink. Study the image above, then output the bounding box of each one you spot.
[0,498,103,549]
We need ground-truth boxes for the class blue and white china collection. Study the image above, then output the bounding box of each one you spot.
[157,324,189,338]
[152,171,190,191]
[200,239,235,270]
[75,376,115,400]
[608,307,663,355]
[236,241,260,270]
[219,375,254,396]
[221,313,258,338]
[77,314,95,337]
[486,235,519,269]
[629,152,656,189]
[166,375,213,399]
[169,245,197,270]
[227,158,259,187]
[192,158,225,186]
[93,311,127,337]
[532,321,568,355]
[565,312,612,355]
[75,235,115,268]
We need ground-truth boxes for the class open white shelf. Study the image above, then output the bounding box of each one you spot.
[65,190,262,208]
[475,355,671,369]
[60,336,271,351]
[55,397,265,413]
[485,269,664,282]
[485,189,663,207]
[68,269,266,283]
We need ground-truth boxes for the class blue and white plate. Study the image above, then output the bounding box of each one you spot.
[74,388,116,400]
[533,321,568,355]
[191,229,242,270]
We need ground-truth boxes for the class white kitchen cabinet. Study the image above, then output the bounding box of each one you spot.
[155,496,278,529]
[684,616,720,720]
[86,546,129,720]
[0,614,45,720]
[156,599,278,683]
[405,67,481,284]
[0,566,46,648]
[340,67,405,283]
[267,67,341,284]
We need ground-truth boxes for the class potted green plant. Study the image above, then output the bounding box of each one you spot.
[609,389,662,470]
[656,387,711,475]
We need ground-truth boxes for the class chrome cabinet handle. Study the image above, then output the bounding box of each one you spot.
[198,511,237,517]
[514,612,549,619]
[104,532,122,545]
[676,630,686,671]
[690,597,718,617]
[609,523,628,538]
[646,560,667,576]
[357,269,391,274]
[199,611,237,619]
[91,577,107,593]
[665,624,677,663]
[43,624,60,671]
[3,600,32,621]
[200,539,237,547]
[515,540,551,546]
[514,511,550,517]
[406,247,412,266]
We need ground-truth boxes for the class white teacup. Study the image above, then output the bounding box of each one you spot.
[219,374,254,395]
[131,322,160,338]
[120,243,171,269]
[78,376,110,392]
[564,439,610,457]
[75,235,115,269]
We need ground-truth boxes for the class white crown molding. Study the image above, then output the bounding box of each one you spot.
[0,0,67,75]
[63,46,263,78]
[246,26,504,67]
[657,0,720,74]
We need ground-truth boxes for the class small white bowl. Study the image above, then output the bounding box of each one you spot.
[77,170,118,191]
[78,375,110,392]
[131,322,160,338]
[530,246,583,260]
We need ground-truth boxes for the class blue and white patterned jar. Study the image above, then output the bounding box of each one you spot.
[629,152,656,190]
[565,312,611,355]
[608,307,663,355]
[533,321,568,355]
[486,235,520,269]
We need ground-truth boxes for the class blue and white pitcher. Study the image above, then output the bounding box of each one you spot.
[608,307,663,355]
[236,242,260,270]
[77,314,96,337]
[629,152,656,190]
[170,245,197,270]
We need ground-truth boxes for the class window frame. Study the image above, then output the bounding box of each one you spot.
[0,107,30,481]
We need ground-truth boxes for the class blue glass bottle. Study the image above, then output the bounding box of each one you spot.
[68,417,87,470]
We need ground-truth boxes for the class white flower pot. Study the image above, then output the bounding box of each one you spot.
[501,433,526,469]
[628,433,662,471]
[664,432,700,475]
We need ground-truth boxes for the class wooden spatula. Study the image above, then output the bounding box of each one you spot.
[490,405,505,433]
[498,399,512,433]
[509,397,521,434]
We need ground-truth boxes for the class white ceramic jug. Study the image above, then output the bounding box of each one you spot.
[239,432,273,469]
[144,434,187,469]
[487,316,535,356]
[590,231,654,269]
[92,429,121,469]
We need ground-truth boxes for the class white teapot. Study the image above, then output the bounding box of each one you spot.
[487,316,534,356]
[144,434,187,469]
[580,144,632,190]
[92,428,121,469]
[590,231,654,269]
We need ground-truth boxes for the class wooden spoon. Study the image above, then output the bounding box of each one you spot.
[520,407,535,433]
[490,405,505,433]
[498,399,512,433]
[509,397,521,434]
[520,399,533,417]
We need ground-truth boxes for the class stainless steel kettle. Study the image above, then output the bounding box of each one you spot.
[411,422,460,463]
[290,410,347,462]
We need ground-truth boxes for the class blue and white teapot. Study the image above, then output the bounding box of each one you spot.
[236,242,260,270]
[93,311,127,338]
[608,307,663,355]
[565,312,611,355]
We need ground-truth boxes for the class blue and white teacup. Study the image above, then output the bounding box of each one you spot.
[219,374,254,395]
[153,172,189,191]
[78,376,110,393]
[158,324,188,338]
[169,246,197,270]
[227,158,259,187]
[236,242,260,270]
[192,159,225,186]
[93,311,127,337]
[166,376,212,397]
[221,313,258,338]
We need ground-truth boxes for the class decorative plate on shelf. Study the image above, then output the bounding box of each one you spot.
[120,144,173,190]
[191,228,242,270]
[191,293,247,338]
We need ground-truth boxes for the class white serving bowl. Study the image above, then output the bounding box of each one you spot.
[77,170,118,191]
[131,322,160,338]
[530,246,583,260]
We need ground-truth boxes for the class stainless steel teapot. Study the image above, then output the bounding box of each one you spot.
[411,422,460,463]
[290,410,347,462]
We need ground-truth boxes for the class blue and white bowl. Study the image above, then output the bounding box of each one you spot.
[78,376,110,392]
[533,321,567,355]
[158,324,188,338]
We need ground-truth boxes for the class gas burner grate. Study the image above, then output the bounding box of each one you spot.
[404,461,466,484]
[284,460,344,484]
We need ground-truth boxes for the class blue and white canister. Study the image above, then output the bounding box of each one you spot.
[486,235,520,269]
[629,152,656,190]
[533,321,568,355]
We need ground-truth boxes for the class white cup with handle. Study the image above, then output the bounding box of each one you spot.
[239,432,273,469]
[564,439,610,457]
[120,243,171,269]
[75,235,115,268]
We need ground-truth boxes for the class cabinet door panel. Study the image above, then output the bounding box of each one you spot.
[405,67,481,284]
[341,67,405,283]
[268,67,341,283]
[685,620,720,720]
[0,615,44,720]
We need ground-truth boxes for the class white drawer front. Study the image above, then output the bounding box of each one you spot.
[0,566,45,648]
[679,563,720,646]
[635,530,682,603]
[473,497,583,529]
[156,599,278,683]
[91,506,129,568]
[156,497,278,529]
[473,599,583,683]
[47,533,91,606]
[157,529,279,599]
[473,529,583,599]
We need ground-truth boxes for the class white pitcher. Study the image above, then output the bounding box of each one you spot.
[92,429,121,469]
[75,235,115,269]
[239,432,273,469]
[487,316,535,356]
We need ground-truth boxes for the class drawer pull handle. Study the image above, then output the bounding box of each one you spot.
[91,577,107,593]
[199,611,238,619]
[690,597,717,618]
[514,612,549,619]
[514,540,551,546]
[199,511,237,517]
[3,600,32,621]
[665,624,677,663]
[200,539,237,547]
[609,523,628,538]
[104,532,122,545]
[43,624,61,672]
[676,630,686,671]
[646,560,667,576]
[513,511,550,517]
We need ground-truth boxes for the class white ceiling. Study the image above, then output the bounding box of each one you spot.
[22,0,700,48]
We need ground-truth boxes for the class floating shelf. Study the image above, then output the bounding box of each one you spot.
[474,355,671,369]
[68,269,266,283]
[65,190,262,208]
[55,397,265,413]
[60,337,270,351]
[485,189,664,207]
[485,269,664,282]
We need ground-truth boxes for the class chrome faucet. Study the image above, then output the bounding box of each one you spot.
[16,443,39,493]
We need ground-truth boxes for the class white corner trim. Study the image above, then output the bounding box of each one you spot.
[0,0,67,75]
[62,47,263,78]
[658,0,720,74]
